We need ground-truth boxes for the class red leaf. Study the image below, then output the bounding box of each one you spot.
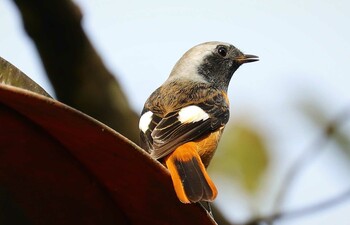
[0,85,216,225]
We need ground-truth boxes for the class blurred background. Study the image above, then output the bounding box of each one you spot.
[1,0,350,224]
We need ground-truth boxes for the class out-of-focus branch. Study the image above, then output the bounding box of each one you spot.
[12,0,139,143]
[271,128,329,211]
[272,108,350,212]
[241,107,350,225]
[244,187,350,225]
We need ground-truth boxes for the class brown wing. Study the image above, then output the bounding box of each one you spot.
[140,92,229,159]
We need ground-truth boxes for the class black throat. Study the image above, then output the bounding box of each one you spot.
[197,54,240,91]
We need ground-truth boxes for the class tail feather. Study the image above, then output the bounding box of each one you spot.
[165,142,217,203]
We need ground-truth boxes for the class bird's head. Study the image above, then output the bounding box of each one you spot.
[168,41,258,90]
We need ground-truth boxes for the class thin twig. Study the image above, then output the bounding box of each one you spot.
[245,187,350,224]
[272,107,350,212]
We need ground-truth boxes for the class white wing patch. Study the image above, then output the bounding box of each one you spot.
[139,111,153,133]
[178,105,209,124]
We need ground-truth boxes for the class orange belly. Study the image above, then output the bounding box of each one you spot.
[193,128,223,167]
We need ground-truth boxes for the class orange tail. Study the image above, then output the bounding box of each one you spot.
[165,142,217,203]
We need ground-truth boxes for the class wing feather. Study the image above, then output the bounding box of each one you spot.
[140,91,229,159]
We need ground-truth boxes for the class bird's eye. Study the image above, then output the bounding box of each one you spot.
[218,46,227,57]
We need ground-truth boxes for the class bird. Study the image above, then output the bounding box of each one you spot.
[139,41,258,204]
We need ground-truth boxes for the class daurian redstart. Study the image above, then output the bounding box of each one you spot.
[139,41,258,203]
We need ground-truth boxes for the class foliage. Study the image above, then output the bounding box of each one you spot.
[210,122,269,194]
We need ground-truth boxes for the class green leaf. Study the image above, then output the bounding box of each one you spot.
[210,121,269,194]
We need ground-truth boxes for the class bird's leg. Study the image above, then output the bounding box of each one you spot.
[200,201,214,218]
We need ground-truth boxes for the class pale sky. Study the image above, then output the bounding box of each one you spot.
[1,0,350,224]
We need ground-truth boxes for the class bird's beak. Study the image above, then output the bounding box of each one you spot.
[235,54,259,64]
